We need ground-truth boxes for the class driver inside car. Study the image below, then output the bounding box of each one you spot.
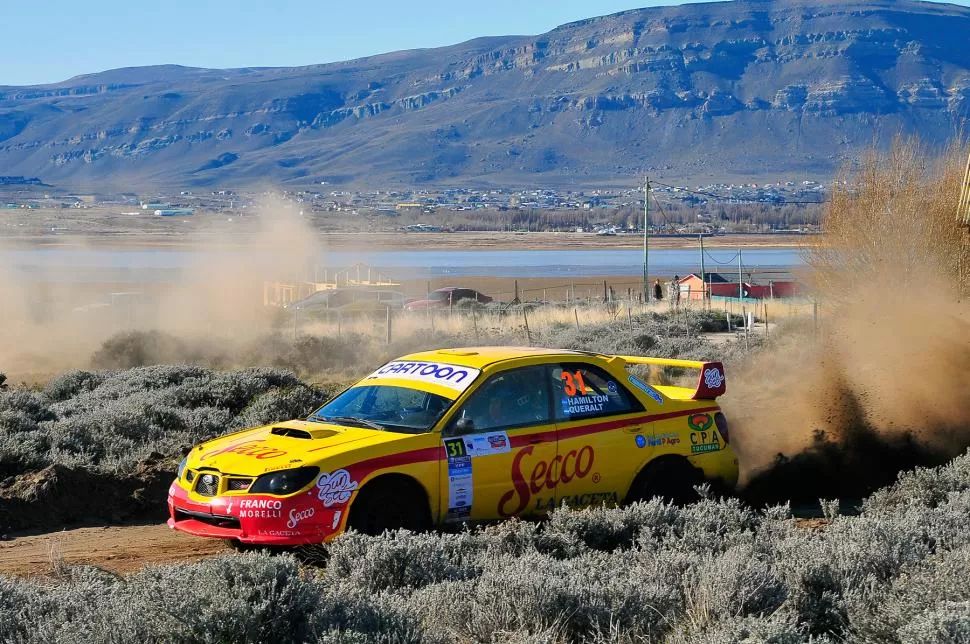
[467,374,545,430]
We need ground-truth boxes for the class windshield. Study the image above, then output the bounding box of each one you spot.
[309,385,453,433]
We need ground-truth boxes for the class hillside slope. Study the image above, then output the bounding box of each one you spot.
[1,0,969,189]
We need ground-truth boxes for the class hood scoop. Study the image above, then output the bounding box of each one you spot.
[271,426,338,440]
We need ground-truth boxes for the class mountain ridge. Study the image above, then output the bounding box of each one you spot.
[2,0,969,190]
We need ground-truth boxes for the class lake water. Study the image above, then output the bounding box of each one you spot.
[3,247,805,282]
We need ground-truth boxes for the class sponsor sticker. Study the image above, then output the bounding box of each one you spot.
[199,439,287,462]
[627,375,664,405]
[366,361,481,393]
[316,469,359,507]
[704,367,725,389]
[462,431,512,457]
[286,507,315,529]
[561,394,610,415]
[689,414,722,454]
[499,445,595,517]
[534,491,619,512]
[635,434,647,449]
[687,413,714,432]
[257,529,301,537]
[238,498,282,519]
[444,441,474,517]
[648,432,681,447]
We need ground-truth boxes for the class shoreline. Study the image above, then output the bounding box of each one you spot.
[0,231,813,252]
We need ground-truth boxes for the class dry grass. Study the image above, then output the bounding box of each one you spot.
[295,300,673,341]
[808,136,970,297]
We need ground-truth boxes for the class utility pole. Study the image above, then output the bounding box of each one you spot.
[958,150,970,298]
[642,178,650,300]
[958,150,970,225]
[699,234,706,308]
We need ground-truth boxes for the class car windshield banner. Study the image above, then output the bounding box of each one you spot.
[365,361,481,393]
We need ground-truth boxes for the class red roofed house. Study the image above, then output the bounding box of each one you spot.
[678,273,801,300]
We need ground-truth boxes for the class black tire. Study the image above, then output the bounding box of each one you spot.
[626,457,704,505]
[347,478,431,536]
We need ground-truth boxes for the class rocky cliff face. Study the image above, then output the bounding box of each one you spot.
[1,0,969,189]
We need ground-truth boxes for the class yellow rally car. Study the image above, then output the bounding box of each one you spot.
[168,347,736,545]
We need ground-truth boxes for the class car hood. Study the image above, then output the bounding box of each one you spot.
[185,419,402,476]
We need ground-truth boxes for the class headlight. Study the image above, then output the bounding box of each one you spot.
[248,466,320,495]
[177,457,188,480]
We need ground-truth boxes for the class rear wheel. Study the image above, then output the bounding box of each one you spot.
[347,478,431,536]
[626,457,704,505]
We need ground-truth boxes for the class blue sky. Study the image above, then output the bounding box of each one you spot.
[2,0,968,86]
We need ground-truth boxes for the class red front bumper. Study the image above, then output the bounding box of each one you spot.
[167,481,345,546]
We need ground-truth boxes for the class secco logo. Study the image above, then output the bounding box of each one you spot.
[286,507,315,529]
[498,446,594,517]
[368,361,481,393]
[199,439,287,461]
[317,469,359,507]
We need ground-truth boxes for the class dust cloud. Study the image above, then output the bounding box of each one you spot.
[0,196,320,382]
[724,138,970,504]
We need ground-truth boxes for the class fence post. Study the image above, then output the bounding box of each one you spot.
[813,300,818,337]
[472,309,480,340]
[523,307,532,344]
[385,307,392,345]
[574,307,580,330]
[743,306,749,351]
[628,306,634,333]
[764,301,769,339]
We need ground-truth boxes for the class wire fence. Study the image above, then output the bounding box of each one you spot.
[289,285,821,348]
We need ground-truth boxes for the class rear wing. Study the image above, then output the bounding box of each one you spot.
[615,356,726,400]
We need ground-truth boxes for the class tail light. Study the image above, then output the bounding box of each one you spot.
[714,411,729,444]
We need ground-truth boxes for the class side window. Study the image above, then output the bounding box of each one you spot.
[450,366,551,433]
[552,363,643,421]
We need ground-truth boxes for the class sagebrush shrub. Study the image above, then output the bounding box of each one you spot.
[0,366,329,477]
[3,451,970,643]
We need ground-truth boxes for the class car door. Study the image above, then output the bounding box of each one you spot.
[551,361,646,509]
[439,364,556,522]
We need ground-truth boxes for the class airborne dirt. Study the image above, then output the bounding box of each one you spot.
[725,139,970,505]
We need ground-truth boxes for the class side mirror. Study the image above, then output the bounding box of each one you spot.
[454,417,475,435]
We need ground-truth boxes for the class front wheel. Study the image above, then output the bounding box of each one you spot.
[346,481,431,536]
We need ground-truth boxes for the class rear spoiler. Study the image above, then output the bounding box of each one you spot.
[614,356,726,400]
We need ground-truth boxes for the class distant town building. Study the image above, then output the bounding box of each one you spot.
[678,273,802,300]
[154,208,195,216]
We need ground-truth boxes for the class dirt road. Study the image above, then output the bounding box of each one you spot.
[0,524,228,576]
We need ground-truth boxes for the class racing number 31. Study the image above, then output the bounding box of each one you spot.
[561,370,588,396]
[445,438,467,458]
